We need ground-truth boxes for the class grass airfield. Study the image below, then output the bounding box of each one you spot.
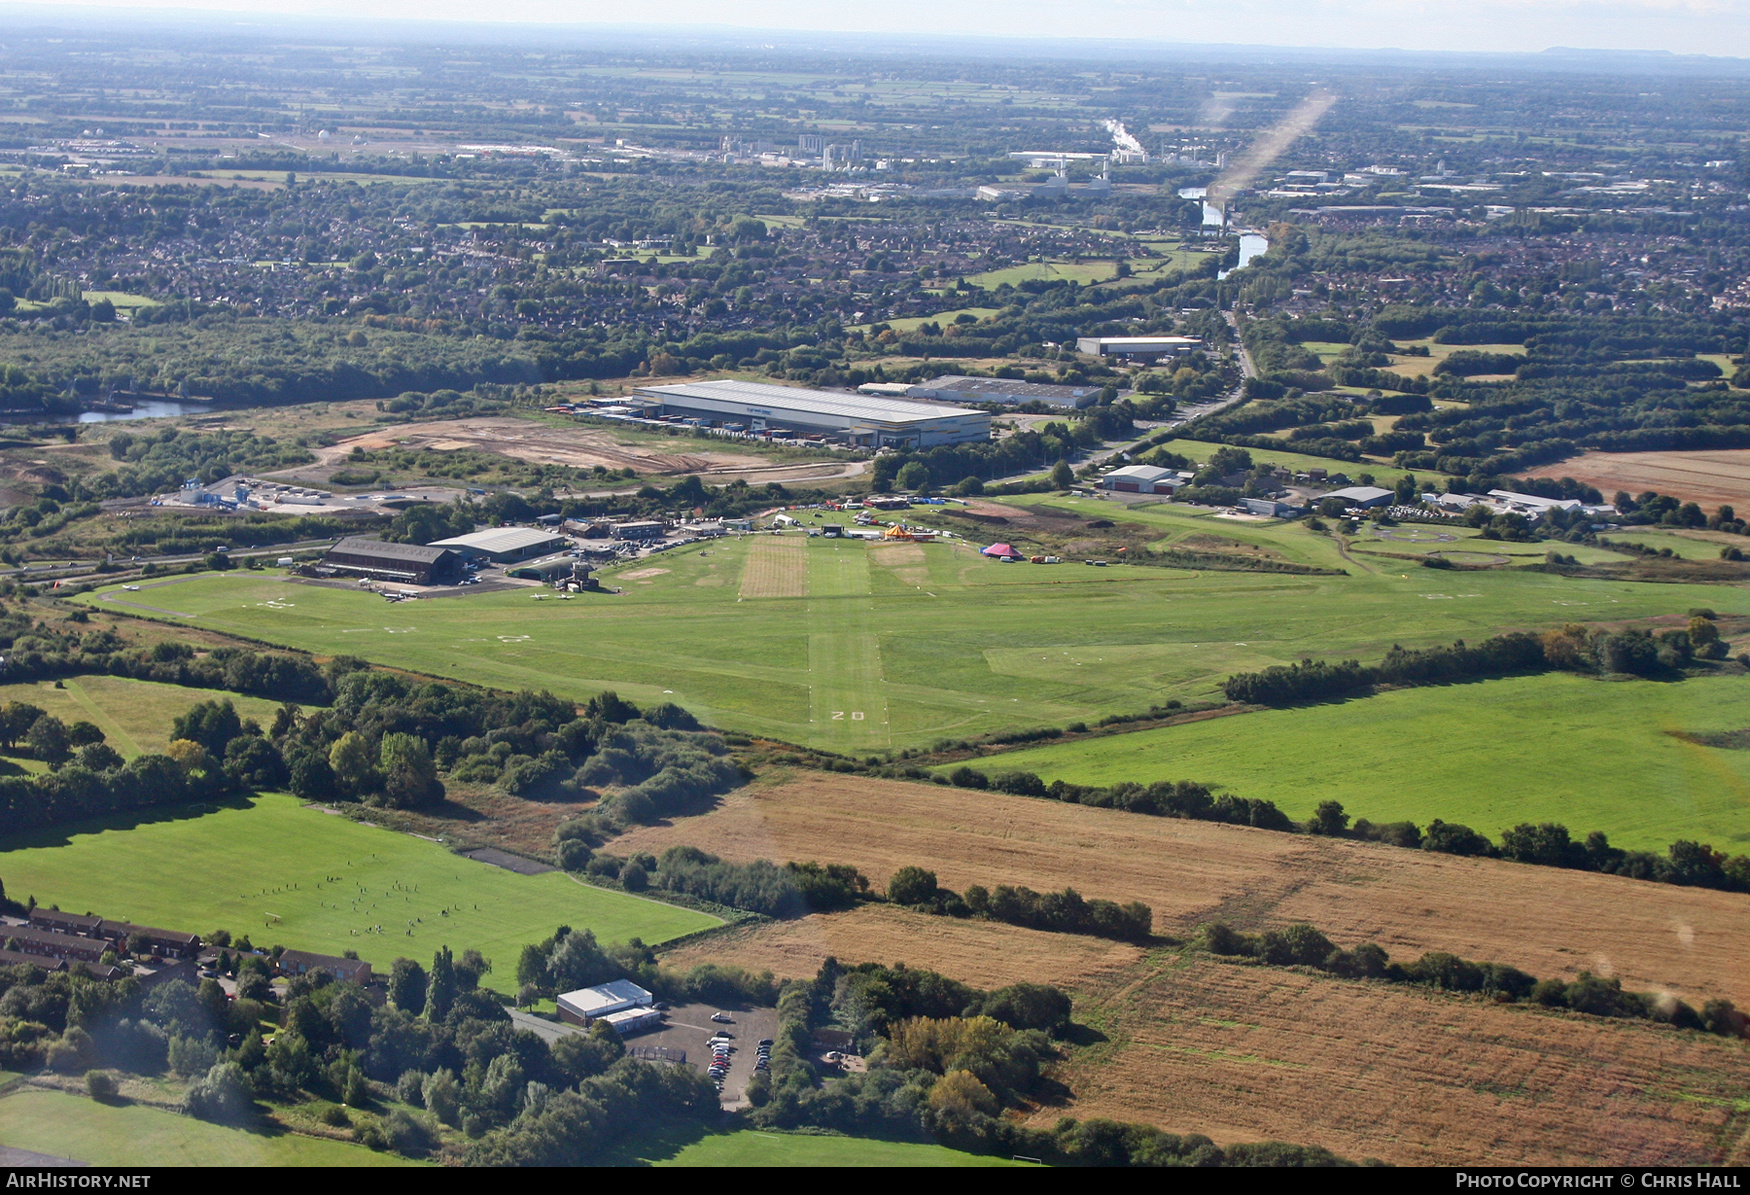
[81,504,1746,755]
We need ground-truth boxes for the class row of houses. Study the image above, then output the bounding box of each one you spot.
[24,908,200,958]
[4,909,372,987]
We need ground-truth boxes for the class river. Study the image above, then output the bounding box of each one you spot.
[1178,186,1267,276]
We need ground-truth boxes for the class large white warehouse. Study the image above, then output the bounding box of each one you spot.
[633,379,990,449]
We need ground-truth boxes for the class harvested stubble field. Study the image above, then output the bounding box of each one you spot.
[1040,955,1750,1167]
[610,773,1750,1004]
[659,903,1144,990]
[1526,448,1750,509]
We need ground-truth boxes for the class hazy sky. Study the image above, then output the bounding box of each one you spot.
[8,0,1750,58]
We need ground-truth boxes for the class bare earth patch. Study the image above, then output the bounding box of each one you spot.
[319,416,865,484]
[1525,448,1750,509]
[609,773,1750,1004]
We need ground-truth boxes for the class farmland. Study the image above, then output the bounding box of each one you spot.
[0,1087,417,1167]
[960,671,1750,852]
[0,793,719,987]
[78,517,1744,754]
[1037,952,1750,1167]
[616,772,1750,1005]
[1525,448,1750,509]
[660,902,1146,991]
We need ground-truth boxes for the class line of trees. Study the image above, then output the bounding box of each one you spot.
[886,865,1153,943]
[1197,920,1749,1039]
[946,765,1295,831]
[1222,618,1723,707]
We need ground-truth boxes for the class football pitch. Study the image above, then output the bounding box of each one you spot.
[80,513,1748,753]
[0,793,719,985]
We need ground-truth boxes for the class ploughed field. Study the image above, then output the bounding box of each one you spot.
[79,507,1747,754]
[960,670,1750,852]
[619,772,1750,1006]
[0,793,718,988]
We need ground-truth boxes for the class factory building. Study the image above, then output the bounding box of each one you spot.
[427,527,571,563]
[907,374,1106,410]
[633,379,990,449]
[1075,335,1204,361]
[322,537,463,585]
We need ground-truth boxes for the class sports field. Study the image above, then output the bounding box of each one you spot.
[78,518,1744,753]
[0,1088,417,1167]
[0,676,296,758]
[0,793,718,985]
[964,672,1750,851]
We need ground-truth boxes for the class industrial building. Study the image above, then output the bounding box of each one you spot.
[323,537,463,585]
[1075,335,1204,361]
[1319,485,1394,509]
[907,374,1105,410]
[557,979,657,1029]
[1102,465,1191,495]
[427,527,571,563]
[609,520,666,541]
[633,379,990,449]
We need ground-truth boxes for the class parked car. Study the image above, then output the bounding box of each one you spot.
[711,1012,733,1023]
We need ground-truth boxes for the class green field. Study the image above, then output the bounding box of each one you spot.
[963,671,1750,851]
[0,1088,417,1167]
[0,793,718,984]
[0,675,297,758]
[1144,436,1449,480]
[962,260,1122,288]
[646,1128,1031,1167]
[78,519,1747,755]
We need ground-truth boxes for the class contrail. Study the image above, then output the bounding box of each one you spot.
[1207,89,1337,221]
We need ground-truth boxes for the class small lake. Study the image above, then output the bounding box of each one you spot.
[0,399,214,426]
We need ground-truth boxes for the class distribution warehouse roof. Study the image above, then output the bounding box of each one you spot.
[637,379,982,425]
[428,527,568,555]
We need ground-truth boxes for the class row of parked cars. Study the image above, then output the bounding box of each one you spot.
[705,1030,775,1090]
